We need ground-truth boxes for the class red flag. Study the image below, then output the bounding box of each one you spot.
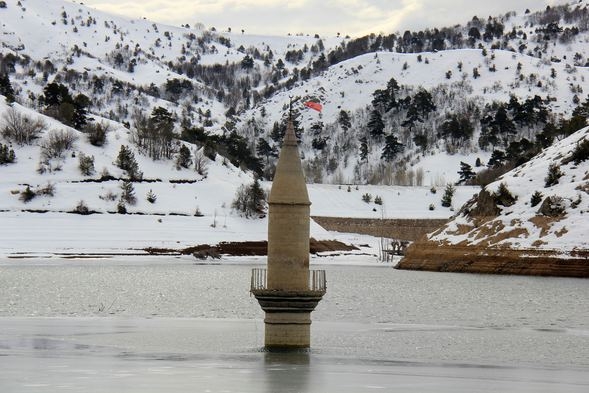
[304,101,322,112]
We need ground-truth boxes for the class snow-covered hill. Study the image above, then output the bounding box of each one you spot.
[2,0,589,260]
[2,0,589,186]
[398,126,589,276]
[431,126,589,251]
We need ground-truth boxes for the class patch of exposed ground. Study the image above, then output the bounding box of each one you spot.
[144,239,358,257]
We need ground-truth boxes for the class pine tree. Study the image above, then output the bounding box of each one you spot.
[146,189,157,203]
[367,110,385,139]
[530,191,543,207]
[72,94,90,129]
[0,143,16,164]
[338,110,352,131]
[116,145,142,180]
[175,145,193,169]
[120,180,136,205]
[487,150,506,168]
[457,161,476,184]
[441,184,455,207]
[0,73,15,104]
[381,134,403,162]
[359,137,368,162]
[248,178,267,216]
[256,138,276,163]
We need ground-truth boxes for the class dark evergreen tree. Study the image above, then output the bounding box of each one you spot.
[256,138,277,163]
[248,178,266,216]
[0,73,15,103]
[457,161,476,184]
[120,180,136,205]
[401,104,421,132]
[440,114,474,146]
[412,89,436,118]
[413,133,428,151]
[42,82,72,107]
[381,134,404,162]
[530,191,543,207]
[146,189,157,203]
[175,145,193,169]
[338,110,352,131]
[72,94,90,129]
[367,109,385,139]
[441,184,455,207]
[487,149,506,168]
[241,55,254,69]
[359,137,368,162]
[115,145,142,180]
[0,143,16,164]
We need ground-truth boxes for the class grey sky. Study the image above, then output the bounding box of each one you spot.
[78,0,570,37]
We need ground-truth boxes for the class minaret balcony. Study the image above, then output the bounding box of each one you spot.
[250,268,326,313]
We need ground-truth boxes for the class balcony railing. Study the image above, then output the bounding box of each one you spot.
[251,268,326,293]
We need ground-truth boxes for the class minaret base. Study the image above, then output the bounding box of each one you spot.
[264,312,311,349]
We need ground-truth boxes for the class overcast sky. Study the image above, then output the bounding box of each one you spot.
[78,0,571,37]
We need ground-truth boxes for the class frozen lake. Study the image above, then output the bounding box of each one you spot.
[1,257,589,392]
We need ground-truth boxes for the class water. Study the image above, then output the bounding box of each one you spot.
[1,257,588,392]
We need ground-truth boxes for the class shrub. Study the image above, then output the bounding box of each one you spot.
[40,129,78,159]
[429,203,435,211]
[146,189,157,203]
[565,138,589,165]
[232,179,267,218]
[374,195,383,205]
[74,200,90,214]
[361,193,372,203]
[1,108,46,145]
[430,186,437,194]
[0,143,16,164]
[117,199,127,214]
[37,182,55,197]
[19,186,36,203]
[544,163,563,187]
[530,191,543,207]
[78,153,95,176]
[494,182,516,207]
[99,190,118,201]
[84,122,109,147]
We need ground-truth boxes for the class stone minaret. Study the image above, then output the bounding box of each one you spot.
[251,118,326,349]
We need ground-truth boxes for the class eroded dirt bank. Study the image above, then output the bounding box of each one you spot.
[397,242,589,278]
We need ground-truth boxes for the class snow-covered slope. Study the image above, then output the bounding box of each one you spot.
[429,126,589,252]
[398,126,589,276]
[2,0,589,187]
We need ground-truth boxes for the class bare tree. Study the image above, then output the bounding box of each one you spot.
[1,107,46,145]
[194,148,209,176]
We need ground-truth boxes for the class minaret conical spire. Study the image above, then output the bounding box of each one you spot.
[268,120,310,206]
